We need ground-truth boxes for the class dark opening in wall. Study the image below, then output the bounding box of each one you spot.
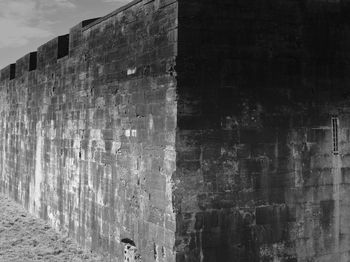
[29,52,37,71]
[332,116,339,155]
[10,64,16,80]
[57,34,69,59]
[82,18,100,27]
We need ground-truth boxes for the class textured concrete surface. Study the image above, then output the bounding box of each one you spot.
[0,194,104,261]
[2,0,350,261]
[0,0,177,261]
[174,0,350,261]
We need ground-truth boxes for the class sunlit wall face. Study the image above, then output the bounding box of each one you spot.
[0,0,132,69]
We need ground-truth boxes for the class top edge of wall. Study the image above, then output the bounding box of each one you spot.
[15,53,31,64]
[37,36,59,51]
[82,0,143,31]
[0,0,148,78]
[81,18,101,28]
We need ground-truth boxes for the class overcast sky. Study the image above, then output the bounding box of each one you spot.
[0,0,131,69]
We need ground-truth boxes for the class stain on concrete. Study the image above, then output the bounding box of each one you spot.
[2,0,350,261]
[0,1,178,261]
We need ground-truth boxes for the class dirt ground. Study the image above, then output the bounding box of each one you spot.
[0,194,105,262]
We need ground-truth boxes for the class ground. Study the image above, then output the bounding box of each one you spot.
[0,194,105,262]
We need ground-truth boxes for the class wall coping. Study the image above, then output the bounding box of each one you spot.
[82,0,142,31]
[0,0,147,78]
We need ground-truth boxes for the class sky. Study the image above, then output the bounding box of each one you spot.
[0,0,132,69]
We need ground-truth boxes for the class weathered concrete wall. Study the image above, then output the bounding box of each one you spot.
[3,0,350,261]
[0,0,178,261]
[174,0,350,261]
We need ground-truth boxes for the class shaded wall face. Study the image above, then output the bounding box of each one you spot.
[175,0,350,261]
[0,1,178,261]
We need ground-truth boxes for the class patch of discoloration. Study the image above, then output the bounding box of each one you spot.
[33,121,43,214]
[0,1,178,261]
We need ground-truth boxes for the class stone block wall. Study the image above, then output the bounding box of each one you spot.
[2,0,350,261]
[174,0,350,261]
[0,0,178,261]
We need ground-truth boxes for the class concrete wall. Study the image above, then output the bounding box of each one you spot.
[2,0,350,262]
[174,0,350,261]
[0,0,178,261]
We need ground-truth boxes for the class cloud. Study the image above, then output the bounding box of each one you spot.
[0,19,52,47]
[0,0,75,48]
[38,0,76,9]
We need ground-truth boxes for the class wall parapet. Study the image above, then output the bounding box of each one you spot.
[0,0,145,79]
[82,0,142,31]
[0,1,178,261]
